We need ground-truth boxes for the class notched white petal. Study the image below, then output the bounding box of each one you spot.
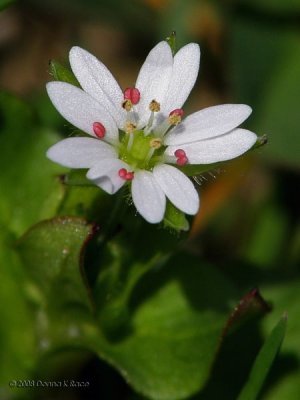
[165,104,252,145]
[69,46,125,128]
[46,137,116,169]
[166,128,257,164]
[135,41,173,128]
[87,158,128,194]
[153,164,199,215]
[132,170,166,223]
[162,43,200,115]
[46,82,119,141]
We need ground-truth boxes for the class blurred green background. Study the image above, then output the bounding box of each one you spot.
[0,0,299,399]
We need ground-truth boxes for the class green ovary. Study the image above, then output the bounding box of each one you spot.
[118,130,163,170]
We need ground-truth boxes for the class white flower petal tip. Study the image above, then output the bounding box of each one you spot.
[132,171,166,224]
[135,41,173,127]
[153,164,199,215]
[165,128,257,164]
[46,82,119,141]
[165,104,252,145]
[69,46,125,128]
[162,43,200,114]
[46,137,117,169]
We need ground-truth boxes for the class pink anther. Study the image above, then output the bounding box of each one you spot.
[93,122,106,138]
[118,168,127,178]
[118,168,134,180]
[176,156,188,166]
[124,87,140,105]
[174,149,188,165]
[174,149,186,158]
[169,108,184,117]
[125,171,134,180]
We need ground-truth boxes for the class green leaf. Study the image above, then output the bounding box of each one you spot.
[0,227,36,387]
[0,92,65,236]
[49,60,80,86]
[238,314,287,400]
[17,217,95,315]
[90,254,237,400]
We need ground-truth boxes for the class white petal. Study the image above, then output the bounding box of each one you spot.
[131,170,166,223]
[87,158,128,194]
[47,137,116,168]
[69,46,126,128]
[47,82,119,142]
[162,43,200,114]
[135,41,173,128]
[165,128,257,164]
[153,164,199,215]
[165,104,252,145]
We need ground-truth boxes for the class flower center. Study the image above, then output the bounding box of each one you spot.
[119,130,164,170]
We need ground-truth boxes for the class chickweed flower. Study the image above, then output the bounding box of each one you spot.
[46,41,257,224]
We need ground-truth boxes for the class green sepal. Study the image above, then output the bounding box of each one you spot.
[163,201,189,232]
[166,31,177,55]
[178,162,220,177]
[49,60,80,87]
[252,134,268,150]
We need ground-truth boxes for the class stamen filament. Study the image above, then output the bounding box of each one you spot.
[127,132,134,151]
[145,147,155,163]
[144,111,155,135]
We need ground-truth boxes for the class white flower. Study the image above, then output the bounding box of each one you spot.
[46,41,257,224]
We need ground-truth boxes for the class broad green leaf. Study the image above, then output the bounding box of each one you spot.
[49,60,80,86]
[0,227,36,387]
[89,254,237,400]
[17,217,95,315]
[13,215,238,400]
[238,315,287,400]
[0,93,65,236]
